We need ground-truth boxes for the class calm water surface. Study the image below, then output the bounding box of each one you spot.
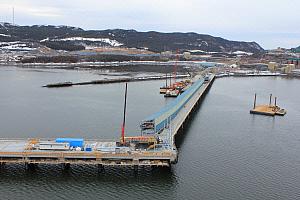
[0,66,300,200]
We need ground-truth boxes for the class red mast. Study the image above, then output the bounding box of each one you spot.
[173,49,179,83]
[121,83,128,144]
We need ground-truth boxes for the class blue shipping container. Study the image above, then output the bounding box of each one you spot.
[85,147,92,152]
[55,138,84,148]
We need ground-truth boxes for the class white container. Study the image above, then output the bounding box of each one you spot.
[39,142,70,151]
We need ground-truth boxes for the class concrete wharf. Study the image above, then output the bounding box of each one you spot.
[0,74,215,169]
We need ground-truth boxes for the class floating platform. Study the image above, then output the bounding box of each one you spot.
[250,105,287,116]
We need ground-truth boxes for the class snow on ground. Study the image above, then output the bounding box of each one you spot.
[1,45,35,51]
[0,33,11,37]
[233,51,253,56]
[85,45,100,50]
[0,42,35,51]
[52,37,123,47]
[40,38,49,42]
[0,41,19,45]
[189,50,206,53]
[202,41,208,46]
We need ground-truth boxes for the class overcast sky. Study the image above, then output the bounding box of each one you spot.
[0,0,299,49]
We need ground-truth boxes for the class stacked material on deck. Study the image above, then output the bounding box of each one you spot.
[141,76,205,134]
[56,138,84,148]
[96,142,117,152]
[39,142,70,150]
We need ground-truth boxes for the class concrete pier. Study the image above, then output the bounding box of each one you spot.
[0,74,215,169]
[154,74,215,159]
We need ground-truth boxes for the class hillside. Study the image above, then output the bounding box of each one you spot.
[292,46,300,53]
[0,22,264,53]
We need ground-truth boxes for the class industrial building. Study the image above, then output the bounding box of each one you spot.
[288,58,300,69]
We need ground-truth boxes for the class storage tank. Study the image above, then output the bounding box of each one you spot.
[268,62,277,72]
[183,52,192,60]
[288,64,295,70]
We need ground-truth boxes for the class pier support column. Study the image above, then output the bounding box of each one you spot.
[30,163,37,170]
[26,163,37,170]
[62,163,70,170]
[133,165,138,172]
[0,162,5,169]
[97,164,104,173]
[269,94,273,107]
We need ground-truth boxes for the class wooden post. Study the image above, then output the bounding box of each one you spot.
[63,163,70,170]
[98,164,104,173]
[0,162,5,168]
[269,94,272,107]
[275,97,277,107]
[173,49,179,83]
[253,93,257,109]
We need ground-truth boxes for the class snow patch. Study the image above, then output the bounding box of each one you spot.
[196,41,208,47]
[52,37,123,47]
[233,51,253,56]
[202,41,208,46]
[85,45,99,50]
[0,41,19,45]
[0,33,11,37]
[0,41,35,51]
[189,50,206,53]
[40,38,49,42]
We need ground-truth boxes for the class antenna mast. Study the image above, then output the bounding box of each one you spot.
[12,7,15,25]
[173,49,179,82]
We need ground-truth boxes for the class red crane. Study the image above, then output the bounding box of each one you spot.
[121,83,128,145]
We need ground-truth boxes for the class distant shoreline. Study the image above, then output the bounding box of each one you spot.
[0,60,208,74]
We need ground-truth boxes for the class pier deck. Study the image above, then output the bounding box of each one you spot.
[157,75,215,145]
[0,139,175,167]
[172,75,214,136]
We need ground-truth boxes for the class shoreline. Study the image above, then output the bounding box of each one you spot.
[1,63,300,79]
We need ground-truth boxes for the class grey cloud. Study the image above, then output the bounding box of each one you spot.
[0,0,299,48]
